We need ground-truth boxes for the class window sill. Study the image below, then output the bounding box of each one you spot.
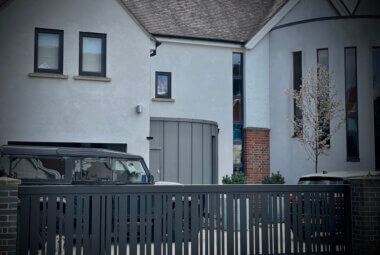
[29,72,68,79]
[74,75,111,82]
[152,98,175,103]
[347,157,360,162]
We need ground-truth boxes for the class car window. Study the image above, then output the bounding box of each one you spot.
[0,154,9,177]
[73,158,148,184]
[7,157,65,180]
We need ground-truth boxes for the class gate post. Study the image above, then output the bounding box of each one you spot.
[0,177,21,255]
[350,176,380,255]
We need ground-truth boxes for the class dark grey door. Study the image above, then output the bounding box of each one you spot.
[149,117,218,184]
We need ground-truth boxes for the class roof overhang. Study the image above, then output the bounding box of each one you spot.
[244,0,300,50]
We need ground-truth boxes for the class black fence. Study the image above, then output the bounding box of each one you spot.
[18,184,351,254]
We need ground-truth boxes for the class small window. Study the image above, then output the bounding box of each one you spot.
[34,28,63,74]
[155,72,171,98]
[79,32,106,77]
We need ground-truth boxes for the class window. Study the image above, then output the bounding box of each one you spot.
[34,28,63,74]
[317,48,330,146]
[372,47,380,169]
[293,51,303,135]
[73,158,149,184]
[345,47,359,161]
[7,156,66,180]
[79,32,106,77]
[233,53,243,171]
[155,72,171,98]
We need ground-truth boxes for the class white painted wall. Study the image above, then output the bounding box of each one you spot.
[244,35,270,129]
[268,18,380,183]
[277,0,337,25]
[0,0,152,161]
[150,42,236,183]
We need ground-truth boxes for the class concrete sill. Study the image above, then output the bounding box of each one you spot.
[29,72,68,79]
[74,76,111,82]
[152,98,175,103]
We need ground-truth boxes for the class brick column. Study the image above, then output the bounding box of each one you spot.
[0,177,20,255]
[244,127,270,184]
[350,176,380,255]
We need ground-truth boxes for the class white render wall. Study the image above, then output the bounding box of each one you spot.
[150,42,236,183]
[268,18,380,183]
[0,0,152,161]
[244,34,270,129]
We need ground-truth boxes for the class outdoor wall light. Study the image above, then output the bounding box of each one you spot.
[136,105,143,114]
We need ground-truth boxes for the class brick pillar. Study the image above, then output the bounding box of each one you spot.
[350,176,380,255]
[0,177,20,255]
[244,128,270,184]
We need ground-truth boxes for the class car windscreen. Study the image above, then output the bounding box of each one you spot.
[73,157,149,184]
[298,177,344,184]
[1,154,66,180]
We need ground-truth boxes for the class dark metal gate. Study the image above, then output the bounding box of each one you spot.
[18,185,351,254]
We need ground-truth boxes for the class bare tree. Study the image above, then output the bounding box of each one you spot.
[287,65,345,173]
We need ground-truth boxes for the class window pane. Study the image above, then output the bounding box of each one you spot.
[345,47,359,159]
[233,79,242,96]
[293,52,303,131]
[74,158,148,183]
[317,49,330,145]
[233,98,241,122]
[10,157,65,180]
[233,144,242,164]
[38,33,59,69]
[233,124,242,141]
[82,37,102,72]
[318,49,329,69]
[372,48,380,168]
[157,74,169,96]
[233,53,242,77]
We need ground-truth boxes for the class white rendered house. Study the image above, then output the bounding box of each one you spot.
[0,0,379,184]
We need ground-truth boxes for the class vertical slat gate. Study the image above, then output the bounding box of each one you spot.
[17,184,351,255]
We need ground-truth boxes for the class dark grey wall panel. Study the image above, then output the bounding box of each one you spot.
[149,149,161,181]
[179,122,192,184]
[192,123,203,184]
[203,124,212,184]
[163,121,179,182]
[150,118,218,184]
[150,121,163,150]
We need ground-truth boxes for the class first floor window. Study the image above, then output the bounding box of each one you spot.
[34,28,63,74]
[79,32,106,76]
[317,48,330,146]
[155,72,171,98]
[293,51,303,135]
[345,47,359,161]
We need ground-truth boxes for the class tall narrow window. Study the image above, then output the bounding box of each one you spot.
[345,47,359,161]
[373,47,380,169]
[34,28,63,74]
[155,72,171,98]
[79,32,106,77]
[233,53,243,172]
[317,49,330,146]
[293,51,303,135]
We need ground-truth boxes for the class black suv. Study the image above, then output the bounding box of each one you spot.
[0,145,154,185]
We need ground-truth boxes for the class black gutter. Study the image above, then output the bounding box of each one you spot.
[152,33,245,46]
[272,15,380,31]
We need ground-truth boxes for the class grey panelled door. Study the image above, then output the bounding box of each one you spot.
[149,117,218,184]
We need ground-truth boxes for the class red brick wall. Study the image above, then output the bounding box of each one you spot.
[244,128,270,184]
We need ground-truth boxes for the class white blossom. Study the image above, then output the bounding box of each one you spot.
[286,65,345,173]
